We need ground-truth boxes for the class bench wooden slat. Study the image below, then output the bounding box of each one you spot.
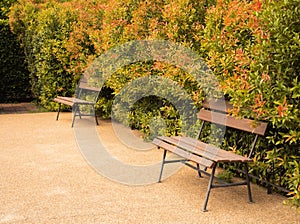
[153,138,214,168]
[54,96,95,106]
[78,76,101,92]
[173,136,252,163]
[202,98,233,113]
[54,96,74,101]
[54,97,74,106]
[157,136,252,163]
[78,84,101,92]
[198,109,268,136]
[157,136,226,162]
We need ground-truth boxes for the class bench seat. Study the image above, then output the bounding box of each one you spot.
[54,96,96,107]
[155,136,252,163]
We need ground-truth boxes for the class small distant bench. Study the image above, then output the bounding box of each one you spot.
[152,98,268,211]
[54,77,100,127]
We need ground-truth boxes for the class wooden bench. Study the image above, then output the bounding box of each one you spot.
[54,77,100,127]
[152,98,268,211]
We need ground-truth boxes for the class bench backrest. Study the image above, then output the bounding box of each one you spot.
[76,76,101,103]
[200,98,267,135]
[198,109,267,136]
[202,98,233,113]
[79,81,101,92]
[197,98,268,157]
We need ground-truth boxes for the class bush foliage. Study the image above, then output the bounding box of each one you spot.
[0,0,31,102]
[8,0,299,207]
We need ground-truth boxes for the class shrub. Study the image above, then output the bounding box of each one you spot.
[10,0,84,109]
[201,0,299,207]
[0,0,31,102]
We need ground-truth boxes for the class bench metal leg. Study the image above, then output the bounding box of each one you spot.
[202,163,217,212]
[244,163,253,203]
[92,105,99,125]
[71,104,99,127]
[71,105,79,128]
[77,105,82,119]
[158,149,167,183]
[196,164,202,178]
[56,103,61,121]
[95,114,99,125]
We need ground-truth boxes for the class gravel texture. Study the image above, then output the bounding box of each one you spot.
[0,112,299,224]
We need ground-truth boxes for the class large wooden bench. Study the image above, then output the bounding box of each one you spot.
[54,77,100,127]
[152,98,268,211]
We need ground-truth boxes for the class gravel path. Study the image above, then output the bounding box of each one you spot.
[0,112,299,223]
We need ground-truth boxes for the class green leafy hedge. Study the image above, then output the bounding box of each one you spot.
[8,0,299,208]
[0,0,31,102]
[200,0,300,207]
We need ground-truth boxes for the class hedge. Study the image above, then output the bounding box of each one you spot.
[9,0,299,208]
[201,0,300,207]
[0,0,31,102]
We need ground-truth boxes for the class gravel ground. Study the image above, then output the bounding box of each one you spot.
[0,112,299,224]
